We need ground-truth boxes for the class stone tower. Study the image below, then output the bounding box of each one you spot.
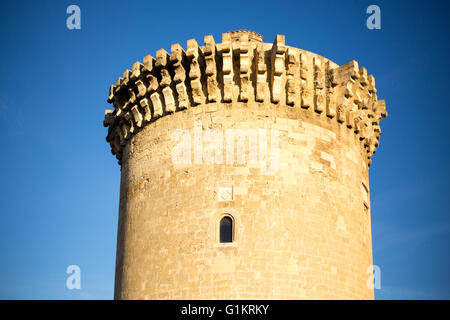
[103,30,387,300]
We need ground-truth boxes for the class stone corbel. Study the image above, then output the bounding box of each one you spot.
[270,34,286,103]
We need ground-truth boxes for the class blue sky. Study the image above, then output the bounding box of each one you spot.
[0,0,448,299]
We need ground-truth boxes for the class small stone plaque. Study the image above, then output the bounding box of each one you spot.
[218,186,233,202]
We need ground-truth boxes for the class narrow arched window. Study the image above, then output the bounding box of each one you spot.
[220,216,233,243]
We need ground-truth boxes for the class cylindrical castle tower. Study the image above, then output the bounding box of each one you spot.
[103,31,387,299]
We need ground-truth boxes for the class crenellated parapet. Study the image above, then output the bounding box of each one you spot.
[104,31,387,165]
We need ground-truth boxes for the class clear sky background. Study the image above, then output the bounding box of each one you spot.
[0,0,448,300]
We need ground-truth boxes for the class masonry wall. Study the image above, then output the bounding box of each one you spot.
[105,31,387,300]
[113,100,374,299]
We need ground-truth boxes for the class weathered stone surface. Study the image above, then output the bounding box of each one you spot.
[103,30,388,300]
